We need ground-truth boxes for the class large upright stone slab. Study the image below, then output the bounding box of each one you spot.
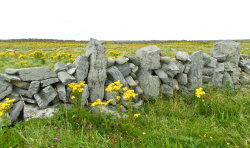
[187,51,204,90]
[86,39,107,102]
[137,71,161,97]
[136,46,161,70]
[211,41,241,84]
[73,55,89,82]
[211,41,241,66]
[18,67,57,81]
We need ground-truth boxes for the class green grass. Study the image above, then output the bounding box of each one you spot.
[1,86,249,148]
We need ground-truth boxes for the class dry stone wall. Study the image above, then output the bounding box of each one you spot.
[1,39,250,125]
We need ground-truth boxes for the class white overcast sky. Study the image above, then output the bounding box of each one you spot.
[0,0,250,40]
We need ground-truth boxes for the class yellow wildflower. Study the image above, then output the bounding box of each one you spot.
[123,89,138,100]
[195,87,205,98]
[133,113,141,118]
[71,96,76,99]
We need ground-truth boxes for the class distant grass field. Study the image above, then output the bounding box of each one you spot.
[1,40,250,73]
[0,40,249,147]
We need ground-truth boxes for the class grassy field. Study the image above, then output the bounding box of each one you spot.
[0,40,250,147]
[1,86,249,147]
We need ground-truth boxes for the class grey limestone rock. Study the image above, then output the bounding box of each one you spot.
[203,68,214,76]
[82,85,89,106]
[18,67,57,81]
[154,69,169,84]
[41,78,59,87]
[34,86,57,109]
[212,72,224,87]
[107,66,127,86]
[135,86,143,94]
[67,68,76,75]
[162,84,174,97]
[58,71,75,85]
[13,87,32,98]
[133,100,143,109]
[116,62,131,77]
[73,55,89,82]
[10,101,24,122]
[223,72,234,88]
[0,74,21,81]
[125,76,137,87]
[10,80,30,89]
[115,57,129,64]
[176,73,188,85]
[125,55,140,66]
[55,83,67,103]
[137,71,160,97]
[107,58,115,67]
[54,62,68,72]
[175,51,190,62]
[162,61,179,78]
[213,55,227,62]
[160,56,172,64]
[136,46,161,70]
[212,41,241,65]
[215,63,225,73]
[23,104,57,120]
[5,69,19,75]
[187,51,204,90]
[28,81,40,96]
[23,97,37,104]
[86,39,107,102]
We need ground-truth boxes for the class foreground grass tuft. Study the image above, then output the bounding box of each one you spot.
[0,86,249,148]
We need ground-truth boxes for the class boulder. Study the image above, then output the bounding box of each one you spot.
[10,101,24,122]
[125,55,140,66]
[0,74,21,81]
[107,66,127,86]
[5,69,19,75]
[86,39,107,102]
[162,84,174,97]
[34,86,57,109]
[154,69,169,84]
[41,78,59,87]
[137,71,161,97]
[107,58,115,67]
[18,67,57,81]
[162,61,179,78]
[187,51,204,90]
[55,83,67,103]
[58,71,75,85]
[28,81,40,96]
[175,51,190,62]
[176,73,188,85]
[125,76,137,87]
[82,85,89,106]
[54,62,68,72]
[160,56,172,64]
[116,62,131,77]
[73,55,89,82]
[115,57,129,64]
[136,46,161,70]
[13,87,32,98]
[223,72,234,88]
[23,104,57,120]
[10,80,30,89]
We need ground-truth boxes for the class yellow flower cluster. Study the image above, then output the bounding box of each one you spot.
[0,98,16,117]
[108,50,123,59]
[91,99,113,107]
[105,80,123,91]
[29,50,47,59]
[123,89,138,100]
[195,88,206,98]
[133,113,141,118]
[68,81,86,93]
